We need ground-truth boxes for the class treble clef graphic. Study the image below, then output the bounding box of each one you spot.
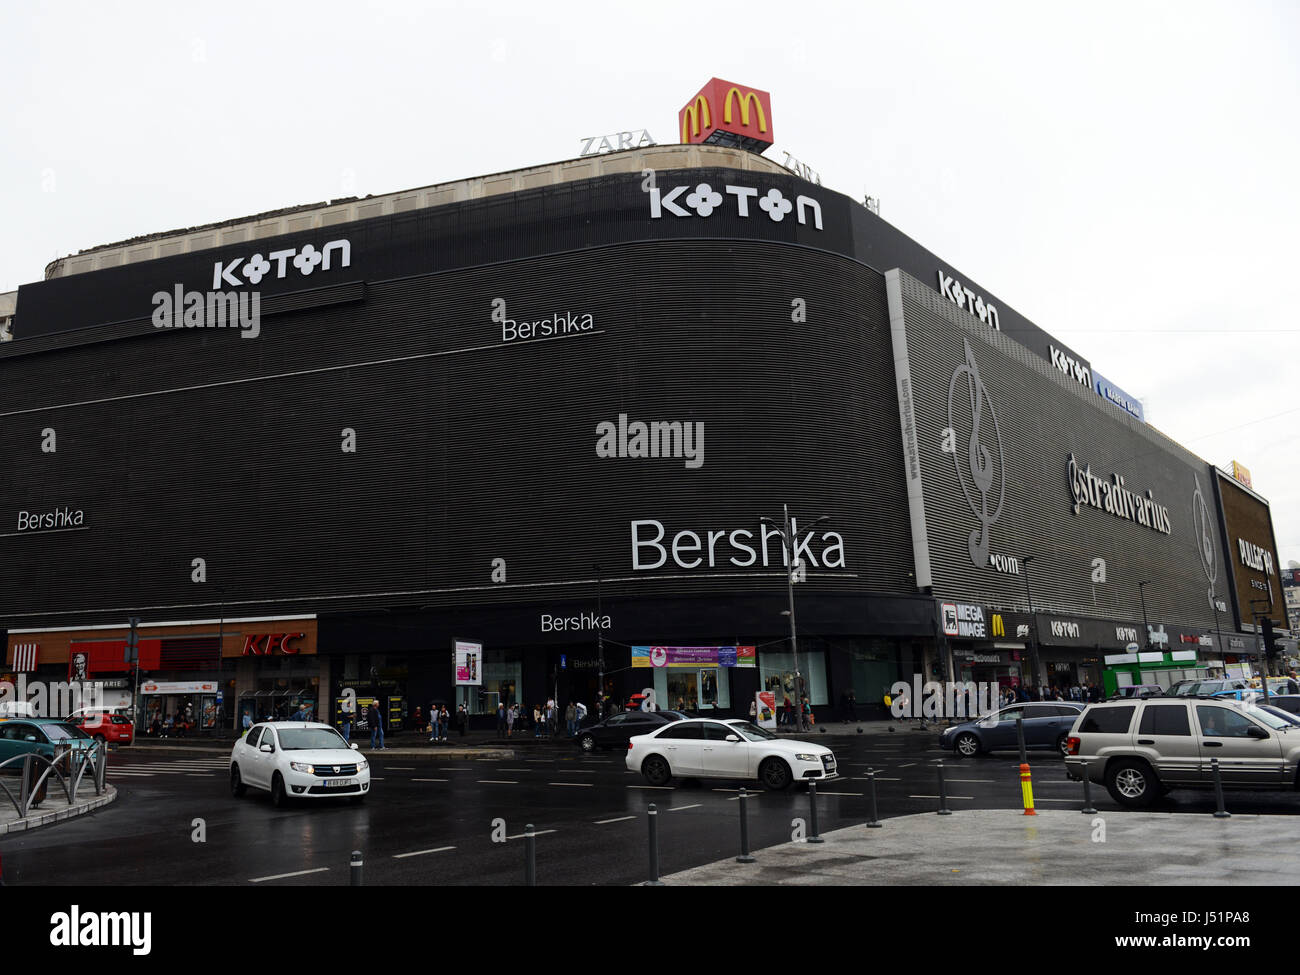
[948,339,1006,569]
[1192,475,1217,609]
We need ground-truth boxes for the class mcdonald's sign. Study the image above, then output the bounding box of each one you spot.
[677,78,774,153]
[992,614,1005,638]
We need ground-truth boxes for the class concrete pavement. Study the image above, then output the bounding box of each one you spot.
[653,807,1300,885]
[0,779,117,837]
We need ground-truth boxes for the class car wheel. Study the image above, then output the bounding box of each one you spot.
[1106,759,1157,809]
[954,733,981,757]
[271,772,289,808]
[641,755,672,787]
[1055,734,1070,757]
[230,765,246,798]
[579,734,596,753]
[759,757,792,792]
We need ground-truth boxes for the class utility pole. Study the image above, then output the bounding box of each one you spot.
[761,507,828,734]
[1022,556,1044,694]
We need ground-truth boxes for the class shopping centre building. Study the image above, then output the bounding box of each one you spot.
[1,88,1289,730]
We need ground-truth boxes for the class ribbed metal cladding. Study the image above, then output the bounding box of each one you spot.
[0,241,917,624]
[894,270,1231,631]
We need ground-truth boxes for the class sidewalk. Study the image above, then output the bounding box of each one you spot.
[0,781,117,837]
[653,808,1300,885]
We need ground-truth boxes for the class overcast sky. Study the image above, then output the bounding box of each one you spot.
[2,1,1297,564]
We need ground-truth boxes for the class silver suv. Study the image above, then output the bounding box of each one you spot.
[1064,697,1300,808]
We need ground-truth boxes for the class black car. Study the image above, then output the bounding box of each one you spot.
[938,702,1086,757]
[575,710,689,752]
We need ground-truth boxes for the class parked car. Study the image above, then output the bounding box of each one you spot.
[229,721,369,807]
[0,718,96,766]
[1166,678,1250,697]
[939,702,1086,757]
[1109,684,1163,700]
[626,718,837,791]
[574,710,688,753]
[1064,697,1300,808]
[64,709,134,745]
[1263,694,1300,716]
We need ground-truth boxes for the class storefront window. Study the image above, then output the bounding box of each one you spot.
[760,651,827,706]
[849,641,897,704]
[479,651,522,715]
[650,667,731,712]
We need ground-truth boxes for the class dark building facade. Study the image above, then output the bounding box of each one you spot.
[0,146,1281,727]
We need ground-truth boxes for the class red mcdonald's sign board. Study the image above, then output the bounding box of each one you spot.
[678,78,774,153]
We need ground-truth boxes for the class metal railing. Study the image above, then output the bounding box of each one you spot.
[0,740,108,820]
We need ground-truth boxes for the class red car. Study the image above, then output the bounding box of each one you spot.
[65,709,134,745]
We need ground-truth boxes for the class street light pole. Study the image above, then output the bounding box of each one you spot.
[762,507,828,734]
[1022,556,1044,695]
[594,564,605,720]
[1138,580,1152,652]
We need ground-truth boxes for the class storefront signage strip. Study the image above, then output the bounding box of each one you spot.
[632,646,755,668]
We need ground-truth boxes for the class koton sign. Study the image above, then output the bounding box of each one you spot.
[941,602,987,639]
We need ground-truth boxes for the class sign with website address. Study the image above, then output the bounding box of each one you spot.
[632,646,756,668]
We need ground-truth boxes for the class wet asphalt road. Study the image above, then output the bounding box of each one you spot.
[4,734,1299,885]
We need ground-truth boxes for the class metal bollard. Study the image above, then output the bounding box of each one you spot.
[865,768,882,828]
[1211,759,1231,819]
[525,824,537,885]
[350,850,363,886]
[936,762,952,815]
[1080,772,1097,815]
[736,788,756,863]
[807,780,824,843]
[646,804,664,885]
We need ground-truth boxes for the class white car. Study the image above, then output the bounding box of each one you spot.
[626,718,837,790]
[230,721,370,807]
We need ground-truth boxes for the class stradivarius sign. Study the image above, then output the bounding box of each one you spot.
[1067,454,1172,535]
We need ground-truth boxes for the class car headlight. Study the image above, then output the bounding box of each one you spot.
[289,761,315,773]
[794,753,817,761]
[357,759,368,771]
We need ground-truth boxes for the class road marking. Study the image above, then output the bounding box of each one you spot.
[907,795,975,799]
[947,778,995,783]
[438,767,474,771]
[499,768,532,772]
[548,782,593,787]
[550,769,599,774]
[525,759,553,763]
[897,762,918,768]
[477,780,518,785]
[411,778,447,783]
[667,803,702,812]
[814,791,864,796]
[627,785,674,790]
[370,777,385,781]
[385,766,416,770]
[506,829,557,840]
[251,867,330,883]
[594,815,636,824]
[392,846,456,859]
[853,776,901,781]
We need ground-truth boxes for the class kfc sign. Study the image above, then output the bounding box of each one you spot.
[241,632,304,656]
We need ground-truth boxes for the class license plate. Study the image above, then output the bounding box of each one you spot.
[325,778,355,788]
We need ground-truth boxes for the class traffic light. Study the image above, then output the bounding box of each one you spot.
[1262,617,1278,659]
[124,616,140,663]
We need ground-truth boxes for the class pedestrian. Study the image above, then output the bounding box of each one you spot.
[533,704,543,739]
[575,700,587,726]
[414,706,423,733]
[565,701,577,737]
[439,704,450,741]
[339,700,353,743]
[457,704,468,737]
[428,705,441,743]
[496,702,506,736]
[749,698,758,726]
[781,695,792,726]
[847,688,858,721]
[801,695,813,731]
[241,711,252,737]
[293,702,312,722]
[895,688,909,723]
[368,701,385,750]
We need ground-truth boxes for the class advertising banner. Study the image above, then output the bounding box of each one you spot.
[632,646,756,668]
[140,681,217,695]
[454,640,482,685]
[756,691,777,729]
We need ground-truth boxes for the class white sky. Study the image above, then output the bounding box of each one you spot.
[2,0,1297,563]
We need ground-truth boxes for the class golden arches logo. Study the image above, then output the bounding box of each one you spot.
[680,96,712,142]
[992,614,1005,638]
[722,87,767,132]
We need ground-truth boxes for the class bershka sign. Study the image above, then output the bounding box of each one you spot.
[1051,345,1092,388]
[240,633,304,656]
[16,507,86,532]
[649,183,823,229]
[941,602,987,639]
[937,272,1000,330]
[541,612,610,633]
[212,239,351,289]
[630,518,845,571]
[1067,455,1172,535]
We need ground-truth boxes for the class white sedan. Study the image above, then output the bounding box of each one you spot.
[626,718,837,790]
[230,721,370,807]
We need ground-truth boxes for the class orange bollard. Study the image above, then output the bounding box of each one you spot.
[1019,763,1037,816]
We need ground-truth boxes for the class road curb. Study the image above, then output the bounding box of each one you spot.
[0,785,117,836]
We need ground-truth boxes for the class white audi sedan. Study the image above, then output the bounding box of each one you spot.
[626,718,837,790]
[230,721,370,807]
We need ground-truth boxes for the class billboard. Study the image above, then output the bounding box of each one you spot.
[1214,469,1285,631]
[1091,370,1145,422]
[454,641,483,686]
[1232,461,1253,489]
[678,78,774,153]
